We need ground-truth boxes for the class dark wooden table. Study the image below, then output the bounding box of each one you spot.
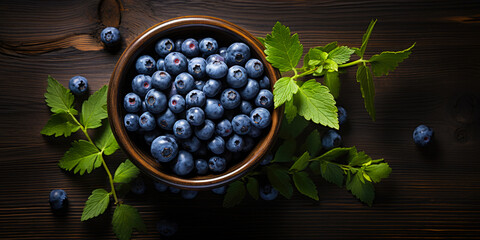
[1,0,480,239]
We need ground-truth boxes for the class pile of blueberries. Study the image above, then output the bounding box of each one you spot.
[122,37,273,177]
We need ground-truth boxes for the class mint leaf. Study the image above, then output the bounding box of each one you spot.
[257,36,265,46]
[323,59,338,72]
[284,99,297,123]
[328,46,355,65]
[315,41,338,53]
[81,188,110,221]
[348,151,372,166]
[44,75,77,115]
[278,115,309,139]
[59,140,102,175]
[80,85,108,129]
[290,151,311,172]
[320,161,344,187]
[324,71,340,99]
[307,49,328,67]
[266,164,293,198]
[114,159,140,184]
[365,162,391,183]
[246,177,259,200]
[358,19,377,58]
[312,147,356,162]
[302,129,322,157]
[356,63,376,121]
[112,204,146,240]
[273,77,299,108]
[272,139,296,163]
[294,79,339,129]
[41,112,80,137]
[369,43,415,76]
[346,172,375,206]
[94,121,119,155]
[264,22,303,72]
[293,171,319,200]
[223,181,246,208]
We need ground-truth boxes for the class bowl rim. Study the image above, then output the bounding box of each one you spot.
[108,15,283,190]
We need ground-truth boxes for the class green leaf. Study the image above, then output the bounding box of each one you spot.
[369,43,415,76]
[81,189,110,221]
[223,181,246,208]
[293,171,319,200]
[264,22,303,72]
[294,79,339,129]
[94,121,120,155]
[273,77,299,108]
[266,164,293,198]
[308,49,328,66]
[44,75,77,115]
[346,172,375,206]
[358,19,377,58]
[315,41,338,53]
[324,71,340,99]
[114,159,140,184]
[365,162,392,183]
[348,151,372,166]
[302,129,322,157]
[272,139,296,163]
[41,112,81,137]
[320,161,344,187]
[246,177,259,200]
[112,204,146,240]
[278,115,309,139]
[284,99,297,123]
[356,63,376,121]
[257,36,265,46]
[312,147,356,162]
[323,59,338,72]
[290,151,311,172]
[59,140,102,175]
[328,46,355,64]
[80,85,108,129]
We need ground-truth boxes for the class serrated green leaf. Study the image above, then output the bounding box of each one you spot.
[272,139,296,163]
[94,121,120,155]
[112,204,146,240]
[266,164,293,199]
[346,172,375,206]
[348,151,372,166]
[41,112,81,137]
[328,46,355,65]
[308,49,328,66]
[81,188,110,221]
[80,85,108,129]
[284,99,297,123]
[302,49,311,70]
[246,177,259,200]
[223,181,246,208]
[278,115,309,139]
[315,41,338,53]
[356,63,376,121]
[324,71,340,99]
[257,36,265,46]
[58,140,102,175]
[369,43,415,76]
[273,77,299,108]
[302,129,322,157]
[44,75,77,115]
[293,171,319,200]
[294,79,339,129]
[290,151,311,172]
[358,19,377,58]
[312,147,356,162]
[114,159,140,184]
[320,161,344,187]
[365,162,391,183]
[264,22,303,72]
[323,59,338,72]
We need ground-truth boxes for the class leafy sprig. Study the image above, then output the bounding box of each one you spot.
[41,76,144,240]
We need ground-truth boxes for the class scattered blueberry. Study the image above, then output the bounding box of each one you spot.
[337,106,347,125]
[211,185,227,195]
[321,129,342,150]
[413,124,434,147]
[100,27,121,47]
[181,190,198,199]
[49,189,68,211]
[259,184,278,201]
[69,76,88,95]
[156,219,178,237]
[260,153,273,166]
[130,177,146,195]
[153,181,168,192]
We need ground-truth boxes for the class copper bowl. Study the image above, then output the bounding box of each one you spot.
[108,16,282,190]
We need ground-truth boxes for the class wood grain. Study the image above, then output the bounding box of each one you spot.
[0,0,480,239]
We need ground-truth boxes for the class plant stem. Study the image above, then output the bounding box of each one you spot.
[338,59,368,68]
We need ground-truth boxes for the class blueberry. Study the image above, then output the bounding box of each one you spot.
[240,101,253,115]
[151,135,179,162]
[49,189,68,211]
[242,136,255,152]
[203,79,222,97]
[168,94,186,114]
[321,129,342,150]
[186,107,205,126]
[124,92,141,112]
[173,119,192,139]
[239,78,260,100]
[226,134,244,153]
[145,89,167,114]
[216,119,233,137]
[259,75,270,89]
[175,39,184,52]
[151,71,172,90]
[138,111,156,131]
[413,124,434,147]
[124,113,140,132]
[181,190,198,199]
[69,76,88,95]
[259,184,278,201]
[181,136,201,152]
[157,109,176,131]
[255,89,273,108]
[165,52,188,76]
[211,186,227,195]
[220,88,241,109]
[144,129,160,145]
[226,65,248,88]
[195,159,209,175]
[172,150,194,176]
[199,37,218,56]
[188,57,207,79]
[337,106,347,125]
[174,72,195,95]
[186,89,206,108]
[206,60,228,79]
[156,59,165,71]
[208,156,227,173]
[226,42,251,66]
[218,47,227,58]
[194,119,215,140]
[141,101,148,113]
[169,187,181,193]
[156,219,178,237]
[155,38,175,58]
[250,107,271,129]
[100,27,121,47]
[168,83,178,98]
[245,58,264,78]
[260,153,273,166]
[153,181,168,192]
[181,38,200,58]
[206,54,224,64]
[194,80,205,90]
[208,136,225,155]
[131,74,152,97]
[204,98,224,120]
[130,177,145,195]
[232,114,251,135]
[248,125,262,138]
[135,55,156,75]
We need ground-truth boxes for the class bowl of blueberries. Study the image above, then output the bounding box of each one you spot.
[108,16,282,190]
